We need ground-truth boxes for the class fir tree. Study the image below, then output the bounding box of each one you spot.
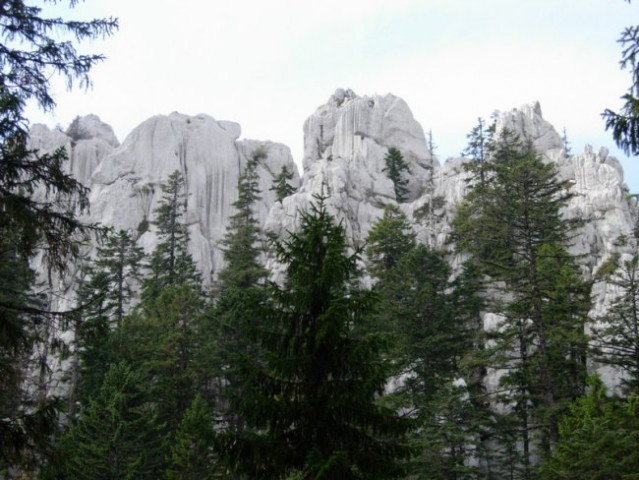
[539,377,639,480]
[44,362,165,480]
[142,170,201,301]
[128,284,205,434]
[452,136,591,471]
[383,147,411,203]
[592,254,639,394]
[165,395,216,480]
[0,1,117,469]
[603,22,639,156]
[462,117,496,184]
[270,164,297,202]
[366,204,416,279]
[219,196,414,479]
[218,151,266,290]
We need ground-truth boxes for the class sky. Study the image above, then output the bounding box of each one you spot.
[25,0,639,191]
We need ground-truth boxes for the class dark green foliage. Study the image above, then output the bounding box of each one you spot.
[452,135,590,469]
[44,362,165,480]
[270,164,297,202]
[93,229,144,329]
[366,204,416,279]
[0,0,117,469]
[462,117,496,183]
[409,382,489,480]
[538,377,639,480]
[592,254,639,394]
[383,147,411,202]
[602,23,639,156]
[127,284,205,433]
[220,197,413,479]
[165,395,216,480]
[142,170,201,301]
[218,152,266,290]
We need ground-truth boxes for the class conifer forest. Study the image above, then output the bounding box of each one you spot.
[3,1,639,479]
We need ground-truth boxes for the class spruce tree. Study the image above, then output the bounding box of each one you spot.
[0,1,117,468]
[539,377,639,480]
[165,395,216,480]
[220,196,413,479]
[603,22,639,156]
[592,254,639,394]
[45,362,165,480]
[205,149,268,424]
[366,204,416,279]
[94,229,144,329]
[383,147,411,203]
[270,164,297,202]
[452,133,590,470]
[462,117,496,184]
[142,170,200,301]
[128,283,205,434]
[218,151,266,290]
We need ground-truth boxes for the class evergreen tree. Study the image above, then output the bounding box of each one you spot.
[538,377,639,480]
[94,229,144,329]
[592,254,639,394]
[366,204,416,279]
[452,136,590,471]
[218,150,266,290]
[44,362,165,480]
[128,284,205,434]
[0,1,117,469]
[205,149,268,423]
[561,127,572,156]
[270,164,297,202]
[142,170,201,301]
[219,196,414,479]
[383,147,411,203]
[462,117,496,184]
[603,19,639,156]
[427,129,437,156]
[165,395,216,480]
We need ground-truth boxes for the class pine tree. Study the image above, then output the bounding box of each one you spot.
[462,117,496,184]
[219,196,414,479]
[165,395,216,480]
[383,147,411,203]
[366,204,416,279]
[452,136,590,470]
[592,254,639,394]
[205,149,269,424]
[603,22,639,156]
[270,164,297,202]
[0,1,117,468]
[44,362,165,480]
[142,170,201,301]
[94,229,144,329]
[539,377,639,480]
[128,283,205,434]
[218,151,266,290]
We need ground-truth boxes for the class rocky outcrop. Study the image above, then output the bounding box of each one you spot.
[29,112,300,285]
[266,89,436,246]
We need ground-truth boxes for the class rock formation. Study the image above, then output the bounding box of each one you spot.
[27,89,638,393]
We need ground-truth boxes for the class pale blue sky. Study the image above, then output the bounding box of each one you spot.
[26,0,639,191]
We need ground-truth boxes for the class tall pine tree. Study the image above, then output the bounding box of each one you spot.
[452,132,590,473]
[142,170,200,301]
[219,196,414,479]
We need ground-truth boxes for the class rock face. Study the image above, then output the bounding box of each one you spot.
[266,89,436,246]
[30,112,300,285]
[27,90,638,393]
